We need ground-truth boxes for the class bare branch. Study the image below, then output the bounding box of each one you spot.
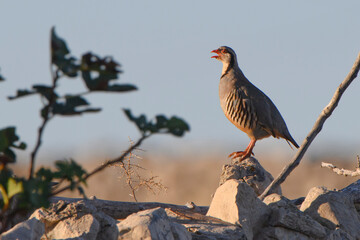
[119,150,140,202]
[259,52,360,200]
[117,143,167,202]
[51,134,149,196]
[29,69,60,179]
[321,162,360,177]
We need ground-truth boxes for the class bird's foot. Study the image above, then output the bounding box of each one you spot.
[228,151,246,159]
[228,151,254,161]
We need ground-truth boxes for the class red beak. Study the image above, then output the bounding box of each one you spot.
[211,49,220,59]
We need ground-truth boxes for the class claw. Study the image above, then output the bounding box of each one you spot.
[228,151,253,161]
[228,151,245,158]
[228,139,256,162]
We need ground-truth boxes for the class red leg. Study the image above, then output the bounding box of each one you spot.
[228,139,256,161]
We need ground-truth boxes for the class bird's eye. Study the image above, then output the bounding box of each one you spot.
[221,49,228,54]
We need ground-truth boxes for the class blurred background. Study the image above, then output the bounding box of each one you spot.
[1,1,360,205]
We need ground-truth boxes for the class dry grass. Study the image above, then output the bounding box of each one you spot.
[12,153,359,206]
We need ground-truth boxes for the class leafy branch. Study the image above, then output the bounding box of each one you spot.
[0,27,190,233]
[8,27,136,179]
[51,109,190,196]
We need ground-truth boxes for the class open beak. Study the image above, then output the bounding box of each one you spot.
[211,49,220,59]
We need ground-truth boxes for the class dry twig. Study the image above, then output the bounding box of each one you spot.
[321,157,360,177]
[116,137,167,202]
[51,135,149,196]
[259,52,360,200]
[119,153,140,202]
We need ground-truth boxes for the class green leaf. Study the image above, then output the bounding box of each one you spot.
[81,52,136,92]
[2,149,16,162]
[22,178,51,209]
[155,115,168,129]
[7,177,23,199]
[8,89,37,100]
[54,159,87,184]
[0,167,55,211]
[0,127,15,151]
[0,167,14,185]
[65,95,88,106]
[33,85,57,101]
[36,168,55,182]
[167,116,190,137]
[51,27,79,77]
[123,109,135,121]
[0,127,27,163]
[123,109,150,133]
[123,109,190,137]
[8,84,57,101]
[51,27,70,57]
[52,96,101,116]
[106,84,137,92]
[0,184,9,210]
[13,142,27,150]
[0,168,14,210]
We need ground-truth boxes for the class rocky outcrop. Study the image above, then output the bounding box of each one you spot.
[207,161,360,239]
[206,179,270,239]
[220,157,282,196]
[3,160,360,240]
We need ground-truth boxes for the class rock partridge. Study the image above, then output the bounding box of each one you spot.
[211,46,299,161]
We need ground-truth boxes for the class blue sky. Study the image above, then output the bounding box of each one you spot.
[1,1,360,163]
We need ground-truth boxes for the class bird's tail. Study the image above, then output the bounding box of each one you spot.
[285,135,299,149]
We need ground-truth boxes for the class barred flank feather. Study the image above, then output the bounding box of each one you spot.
[225,89,257,130]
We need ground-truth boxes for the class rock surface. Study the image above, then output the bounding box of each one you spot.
[31,200,118,240]
[1,217,44,240]
[47,213,100,239]
[117,207,191,240]
[327,228,355,240]
[256,226,312,240]
[300,186,360,239]
[220,157,282,196]
[264,193,327,238]
[185,223,246,240]
[164,208,247,240]
[206,179,271,239]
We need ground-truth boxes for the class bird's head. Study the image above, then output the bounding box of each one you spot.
[211,46,237,64]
